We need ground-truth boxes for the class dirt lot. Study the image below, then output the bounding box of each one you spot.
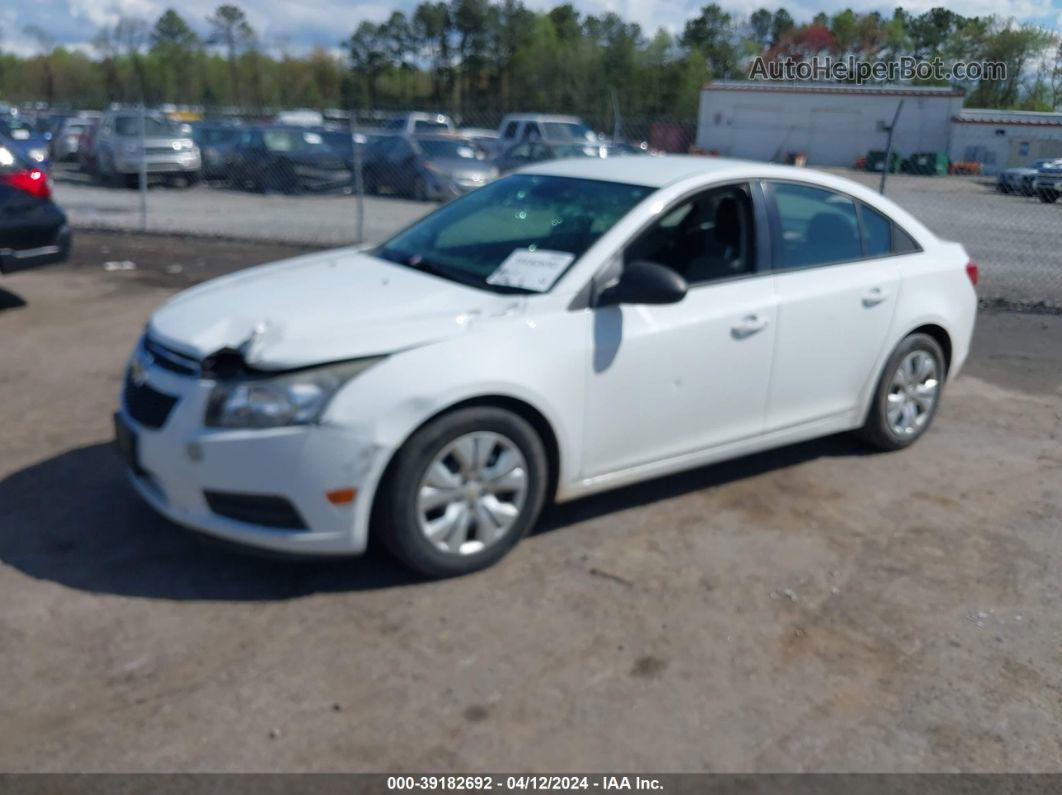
[1,232,1061,772]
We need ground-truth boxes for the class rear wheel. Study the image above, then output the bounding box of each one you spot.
[857,333,945,451]
[375,407,549,578]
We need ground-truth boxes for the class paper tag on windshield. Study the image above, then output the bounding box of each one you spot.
[486,249,575,292]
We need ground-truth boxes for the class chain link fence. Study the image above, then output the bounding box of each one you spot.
[47,104,1060,308]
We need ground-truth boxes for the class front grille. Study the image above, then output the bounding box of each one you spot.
[145,146,178,155]
[123,377,179,429]
[144,336,200,376]
[204,491,308,530]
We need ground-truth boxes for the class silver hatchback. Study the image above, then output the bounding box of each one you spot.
[94,111,201,187]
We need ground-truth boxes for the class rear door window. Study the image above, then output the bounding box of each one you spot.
[860,203,892,257]
[769,182,861,269]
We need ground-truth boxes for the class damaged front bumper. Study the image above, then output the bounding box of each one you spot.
[115,345,391,556]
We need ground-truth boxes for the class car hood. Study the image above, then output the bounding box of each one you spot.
[148,250,526,369]
[1005,167,1036,176]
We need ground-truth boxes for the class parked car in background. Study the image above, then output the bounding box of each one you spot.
[94,110,201,187]
[497,113,598,148]
[362,133,497,201]
[997,159,1058,195]
[77,117,102,174]
[226,126,352,194]
[52,116,97,161]
[1033,161,1062,203]
[313,126,387,171]
[494,139,605,174]
[114,156,976,577]
[0,114,51,170]
[0,136,70,274]
[274,109,325,127]
[191,122,243,181]
[459,127,501,156]
[380,112,456,135]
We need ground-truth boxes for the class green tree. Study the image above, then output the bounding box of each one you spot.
[206,4,254,106]
[681,5,737,79]
[151,10,200,104]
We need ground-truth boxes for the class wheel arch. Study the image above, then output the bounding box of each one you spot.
[368,393,563,537]
[858,320,955,427]
[908,322,953,376]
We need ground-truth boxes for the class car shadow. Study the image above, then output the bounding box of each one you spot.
[0,287,27,311]
[0,434,873,602]
[0,442,419,601]
[537,432,873,535]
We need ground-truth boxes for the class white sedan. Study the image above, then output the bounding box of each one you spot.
[115,156,977,577]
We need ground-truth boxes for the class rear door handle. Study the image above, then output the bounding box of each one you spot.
[731,314,769,338]
[862,287,889,307]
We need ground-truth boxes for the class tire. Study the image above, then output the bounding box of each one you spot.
[375,407,549,578]
[857,333,946,451]
[1038,190,1058,204]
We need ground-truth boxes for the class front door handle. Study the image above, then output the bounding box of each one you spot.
[731,314,769,339]
[862,287,889,307]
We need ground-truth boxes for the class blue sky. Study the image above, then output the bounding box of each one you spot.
[2,0,1060,56]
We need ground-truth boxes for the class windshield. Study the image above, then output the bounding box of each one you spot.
[0,117,34,137]
[375,174,653,293]
[263,129,328,152]
[115,116,179,137]
[417,139,482,160]
[542,121,594,141]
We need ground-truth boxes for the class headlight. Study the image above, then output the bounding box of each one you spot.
[29,147,47,162]
[205,357,384,429]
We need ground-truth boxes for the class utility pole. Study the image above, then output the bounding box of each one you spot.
[880,100,904,195]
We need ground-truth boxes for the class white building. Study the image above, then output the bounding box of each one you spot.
[696,81,1062,174]
[950,109,1062,171]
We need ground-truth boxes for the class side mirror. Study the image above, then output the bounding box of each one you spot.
[596,260,687,306]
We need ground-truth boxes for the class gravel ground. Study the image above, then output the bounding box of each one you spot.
[51,164,1062,305]
[1,232,1061,772]
[52,167,426,249]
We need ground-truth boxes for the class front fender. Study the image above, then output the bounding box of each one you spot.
[321,310,589,489]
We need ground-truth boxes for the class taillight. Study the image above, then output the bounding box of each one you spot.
[965,261,979,287]
[0,169,51,200]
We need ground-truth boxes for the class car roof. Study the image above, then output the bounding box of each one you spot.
[502,113,583,123]
[520,155,871,191]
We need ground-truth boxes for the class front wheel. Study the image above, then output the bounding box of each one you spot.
[375,407,549,578]
[857,333,946,451]
[1038,189,1058,203]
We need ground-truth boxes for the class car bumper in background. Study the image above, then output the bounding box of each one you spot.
[114,359,388,556]
[114,152,201,174]
[0,224,71,274]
